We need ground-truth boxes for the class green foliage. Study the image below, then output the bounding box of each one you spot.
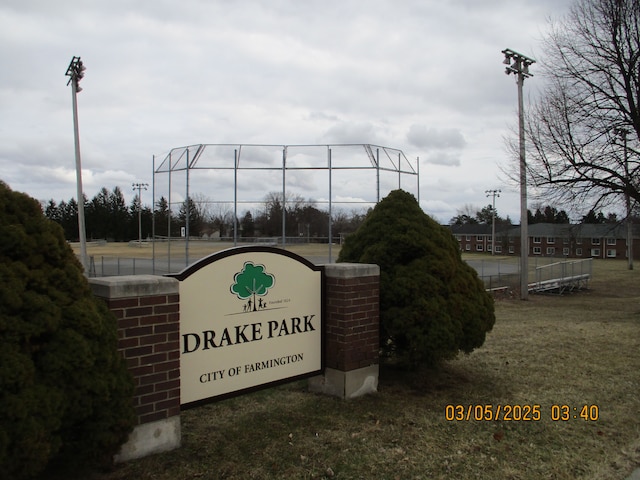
[338,190,495,369]
[45,186,152,242]
[527,205,571,224]
[0,182,135,479]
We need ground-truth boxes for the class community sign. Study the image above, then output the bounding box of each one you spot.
[170,246,324,408]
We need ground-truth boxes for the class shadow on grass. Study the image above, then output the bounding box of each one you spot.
[378,359,512,401]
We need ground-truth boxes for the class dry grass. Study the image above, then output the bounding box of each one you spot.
[73,241,340,275]
[71,256,640,480]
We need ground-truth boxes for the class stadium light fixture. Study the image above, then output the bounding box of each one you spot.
[502,48,535,299]
[486,189,501,256]
[133,182,149,246]
[65,56,88,274]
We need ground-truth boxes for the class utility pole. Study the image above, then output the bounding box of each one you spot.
[132,182,149,246]
[502,48,535,300]
[614,127,633,270]
[486,189,501,256]
[65,56,88,275]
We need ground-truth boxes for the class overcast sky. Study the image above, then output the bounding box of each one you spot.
[0,0,575,224]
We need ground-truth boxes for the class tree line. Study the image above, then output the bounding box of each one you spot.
[449,203,625,226]
[43,187,368,242]
[48,185,629,245]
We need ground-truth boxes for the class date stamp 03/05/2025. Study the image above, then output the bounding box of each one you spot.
[444,404,600,422]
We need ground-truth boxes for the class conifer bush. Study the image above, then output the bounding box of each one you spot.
[338,189,495,369]
[0,182,135,479]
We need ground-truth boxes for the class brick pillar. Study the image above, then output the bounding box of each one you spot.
[309,263,380,399]
[89,275,181,462]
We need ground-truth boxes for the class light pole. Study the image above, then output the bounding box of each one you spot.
[132,182,149,246]
[614,127,633,270]
[503,48,535,300]
[486,189,501,256]
[65,56,88,274]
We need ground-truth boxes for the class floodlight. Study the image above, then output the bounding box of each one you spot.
[501,47,534,299]
[65,56,88,274]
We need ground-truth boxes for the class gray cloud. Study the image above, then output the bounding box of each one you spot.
[0,0,574,224]
[320,121,379,145]
[407,125,467,150]
[422,152,462,167]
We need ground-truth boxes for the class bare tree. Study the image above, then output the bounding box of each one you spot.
[258,191,308,237]
[209,202,234,237]
[449,204,480,225]
[189,193,213,225]
[520,0,639,214]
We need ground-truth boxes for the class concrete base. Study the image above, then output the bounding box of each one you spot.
[309,365,378,399]
[114,416,181,463]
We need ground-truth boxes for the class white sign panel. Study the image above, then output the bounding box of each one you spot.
[171,247,324,408]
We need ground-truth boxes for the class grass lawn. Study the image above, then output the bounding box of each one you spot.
[79,256,640,480]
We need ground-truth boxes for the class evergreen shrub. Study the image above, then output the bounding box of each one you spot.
[0,182,135,479]
[338,189,495,369]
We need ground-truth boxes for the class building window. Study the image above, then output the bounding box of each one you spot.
[533,247,542,255]
[465,244,471,251]
[495,245,502,253]
[488,244,493,252]
[533,237,541,244]
[563,237,569,244]
[576,238,583,244]
[563,247,570,256]
[592,238,601,245]
[547,237,555,244]
[508,246,514,254]
[476,235,483,241]
[466,235,471,241]
[607,249,617,258]
[606,238,616,245]
[476,244,484,251]
[591,248,600,257]
[509,237,514,243]
[576,248,583,256]
[547,247,556,255]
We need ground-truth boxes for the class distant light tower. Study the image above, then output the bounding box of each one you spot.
[132,182,149,245]
[486,189,501,256]
[502,48,535,300]
[613,127,633,270]
[65,56,88,274]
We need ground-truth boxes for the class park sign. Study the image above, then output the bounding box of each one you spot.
[170,246,324,408]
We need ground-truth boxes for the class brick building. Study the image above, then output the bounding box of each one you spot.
[450,223,640,260]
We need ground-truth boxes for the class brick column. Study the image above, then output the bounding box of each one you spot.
[89,275,181,462]
[309,263,379,399]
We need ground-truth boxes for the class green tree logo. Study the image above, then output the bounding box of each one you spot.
[230,261,276,312]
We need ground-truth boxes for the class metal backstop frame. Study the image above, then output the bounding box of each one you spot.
[152,143,419,271]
